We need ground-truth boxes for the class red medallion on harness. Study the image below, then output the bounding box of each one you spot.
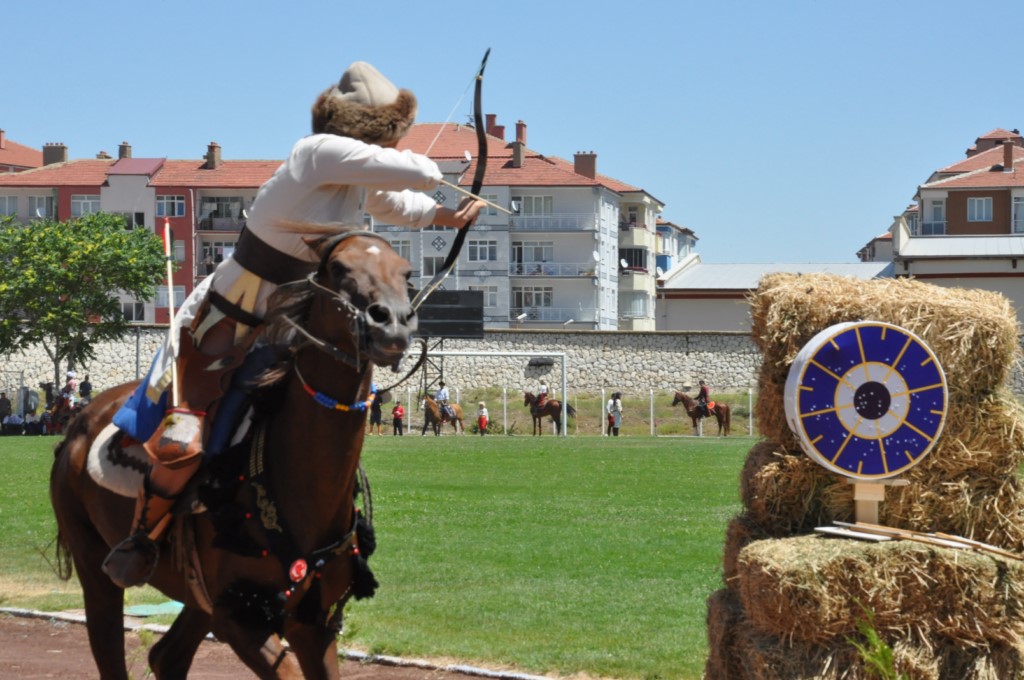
[289,559,308,582]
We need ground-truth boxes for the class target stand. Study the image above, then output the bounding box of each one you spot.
[784,321,947,523]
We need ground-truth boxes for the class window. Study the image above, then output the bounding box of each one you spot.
[511,241,554,273]
[112,211,145,230]
[173,240,185,263]
[620,248,648,271]
[967,197,993,222]
[469,285,498,307]
[468,239,498,261]
[201,240,237,264]
[511,195,553,215]
[199,196,243,219]
[155,286,186,309]
[29,196,54,218]
[423,256,446,276]
[1014,197,1024,234]
[71,194,100,217]
[921,200,945,235]
[156,195,186,217]
[121,301,145,322]
[481,193,500,216]
[512,286,553,310]
[0,196,17,217]
[390,239,411,261]
[620,292,649,318]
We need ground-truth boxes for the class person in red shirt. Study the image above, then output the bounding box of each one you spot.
[392,400,405,436]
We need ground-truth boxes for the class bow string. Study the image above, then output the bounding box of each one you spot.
[412,48,491,311]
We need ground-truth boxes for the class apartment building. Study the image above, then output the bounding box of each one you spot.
[862,128,1024,324]
[0,117,667,330]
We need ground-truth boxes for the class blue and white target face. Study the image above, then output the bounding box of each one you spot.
[783,321,947,479]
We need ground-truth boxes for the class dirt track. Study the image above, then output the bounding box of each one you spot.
[0,612,539,679]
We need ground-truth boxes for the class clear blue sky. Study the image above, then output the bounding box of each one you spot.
[6,1,1023,263]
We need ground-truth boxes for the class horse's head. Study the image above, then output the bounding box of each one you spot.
[672,391,685,407]
[523,392,534,406]
[307,230,417,368]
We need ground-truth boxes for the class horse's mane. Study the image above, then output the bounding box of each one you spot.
[249,281,316,388]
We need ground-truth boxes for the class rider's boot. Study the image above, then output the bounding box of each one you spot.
[101,460,198,588]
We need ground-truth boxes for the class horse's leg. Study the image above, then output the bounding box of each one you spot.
[283,620,341,680]
[148,606,212,680]
[63,515,131,679]
[211,612,303,679]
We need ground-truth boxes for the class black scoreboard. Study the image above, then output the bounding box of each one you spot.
[413,290,484,339]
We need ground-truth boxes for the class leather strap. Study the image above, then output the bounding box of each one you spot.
[233,228,313,285]
[208,290,264,328]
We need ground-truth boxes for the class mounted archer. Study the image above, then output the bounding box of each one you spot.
[103,61,487,589]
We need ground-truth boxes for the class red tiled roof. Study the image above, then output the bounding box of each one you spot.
[0,159,114,186]
[0,136,43,170]
[400,122,646,195]
[937,143,1024,173]
[148,160,281,187]
[923,165,1024,189]
[107,158,165,175]
[977,128,1021,141]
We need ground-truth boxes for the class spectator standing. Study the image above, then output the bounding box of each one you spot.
[392,400,405,436]
[368,394,383,436]
[79,374,93,403]
[606,392,623,437]
[477,401,489,435]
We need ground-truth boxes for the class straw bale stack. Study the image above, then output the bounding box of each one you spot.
[706,274,1024,678]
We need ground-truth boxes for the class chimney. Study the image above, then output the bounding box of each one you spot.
[485,113,497,136]
[43,143,68,165]
[205,141,221,169]
[515,120,527,145]
[96,150,112,159]
[492,125,505,141]
[1004,139,1014,171]
[118,141,132,159]
[574,150,597,179]
[512,140,525,168]
[0,130,5,150]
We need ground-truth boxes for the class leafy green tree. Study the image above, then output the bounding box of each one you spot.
[0,213,168,388]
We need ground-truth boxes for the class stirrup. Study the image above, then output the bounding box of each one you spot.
[102,532,160,588]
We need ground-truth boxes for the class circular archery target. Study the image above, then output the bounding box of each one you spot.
[783,321,947,479]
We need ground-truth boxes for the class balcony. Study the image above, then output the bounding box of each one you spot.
[510,213,596,232]
[619,224,655,249]
[199,217,246,232]
[917,221,946,236]
[509,261,597,277]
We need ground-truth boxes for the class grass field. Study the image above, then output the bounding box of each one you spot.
[0,431,751,679]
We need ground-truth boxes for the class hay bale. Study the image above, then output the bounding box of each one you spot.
[736,535,1024,648]
[704,588,747,680]
[723,512,777,590]
[730,620,1024,680]
[750,274,1020,400]
[740,440,852,533]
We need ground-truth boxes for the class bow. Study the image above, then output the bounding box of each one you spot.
[412,48,490,311]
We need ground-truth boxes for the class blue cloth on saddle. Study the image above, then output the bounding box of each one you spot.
[112,354,168,442]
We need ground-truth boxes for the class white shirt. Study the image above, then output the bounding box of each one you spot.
[436,387,449,402]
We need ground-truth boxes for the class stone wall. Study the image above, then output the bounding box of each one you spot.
[2,327,1022,404]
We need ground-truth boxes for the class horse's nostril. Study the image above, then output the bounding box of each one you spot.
[367,303,392,326]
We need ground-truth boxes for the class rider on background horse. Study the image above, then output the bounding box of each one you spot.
[697,379,711,418]
[536,380,548,409]
[102,61,486,588]
[60,371,78,410]
[436,380,454,420]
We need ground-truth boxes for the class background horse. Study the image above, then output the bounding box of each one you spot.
[523,391,576,435]
[421,395,464,435]
[48,395,79,435]
[49,230,416,679]
[672,390,731,436]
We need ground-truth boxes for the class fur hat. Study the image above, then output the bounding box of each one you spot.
[311,61,417,146]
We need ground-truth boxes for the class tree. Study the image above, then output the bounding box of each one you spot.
[0,213,168,388]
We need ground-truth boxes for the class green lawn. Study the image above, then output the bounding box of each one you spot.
[0,432,750,679]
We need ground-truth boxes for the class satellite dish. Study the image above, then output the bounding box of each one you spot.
[620,259,629,269]
[464,150,472,162]
[592,250,600,262]
[242,209,249,219]
[656,266,665,277]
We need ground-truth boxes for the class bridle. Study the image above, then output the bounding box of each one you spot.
[280,229,427,394]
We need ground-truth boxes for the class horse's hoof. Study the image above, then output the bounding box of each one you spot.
[102,534,159,588]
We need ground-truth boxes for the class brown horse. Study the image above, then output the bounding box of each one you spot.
[50,230,417,679]
[523,391,576,435]
[421,395,464,435]
[672,390,731,436]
